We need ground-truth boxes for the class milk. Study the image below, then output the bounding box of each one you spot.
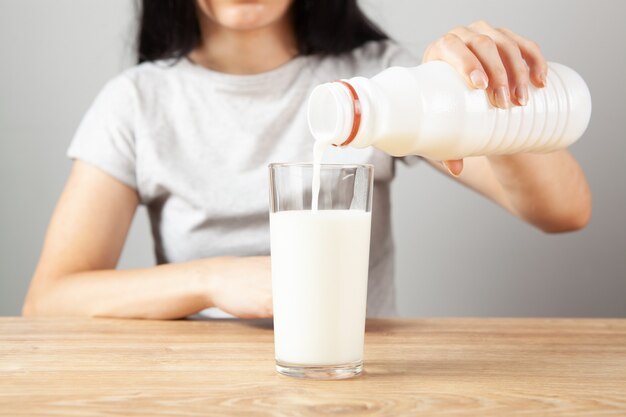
[311,139,332,211]
[270,209,371,365]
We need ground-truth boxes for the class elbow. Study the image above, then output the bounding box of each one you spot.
[23,271,47,316]
[22,294,41,317]
[23,277,110,319]
[22,279,56,317]
[541,210,591,234]
[538,198,592,234]
[22,287,54,317]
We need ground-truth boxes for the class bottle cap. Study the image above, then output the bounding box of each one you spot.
[308,80,361,147]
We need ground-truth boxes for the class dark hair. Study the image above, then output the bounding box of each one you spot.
[136,0,388,64]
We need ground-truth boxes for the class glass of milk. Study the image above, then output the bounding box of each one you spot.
[268,163,374,379]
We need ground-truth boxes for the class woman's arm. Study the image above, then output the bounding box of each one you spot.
[23,161,272,319]
[426,152,591,233]
[422,21,592,232]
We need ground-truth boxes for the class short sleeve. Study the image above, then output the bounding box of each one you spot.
[67,74,138,189]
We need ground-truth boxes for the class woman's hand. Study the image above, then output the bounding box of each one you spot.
[206,256,273,319]
[422,20,548,176]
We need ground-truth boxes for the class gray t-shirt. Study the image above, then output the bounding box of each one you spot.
[67,40,421,317]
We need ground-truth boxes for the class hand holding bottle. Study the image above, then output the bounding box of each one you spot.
[422,21,548,175]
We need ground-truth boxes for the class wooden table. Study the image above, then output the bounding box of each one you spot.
[1,318,625,416]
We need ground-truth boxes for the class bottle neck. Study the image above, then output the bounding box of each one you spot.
[307,80,364,147]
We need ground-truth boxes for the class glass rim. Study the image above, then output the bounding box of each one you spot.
[268,162,374,170]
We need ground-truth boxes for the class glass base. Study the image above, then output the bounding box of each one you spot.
[275,360,363,380]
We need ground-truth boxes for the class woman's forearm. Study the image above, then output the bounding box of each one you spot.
[487,150,592,232]
[23,258,217,319]
[27,162,273,320]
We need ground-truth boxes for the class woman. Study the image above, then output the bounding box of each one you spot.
[23,0,591,319]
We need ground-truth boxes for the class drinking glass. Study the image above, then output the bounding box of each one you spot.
[268,163,374,379]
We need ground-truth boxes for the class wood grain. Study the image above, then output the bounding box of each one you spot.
[1,317,625,416]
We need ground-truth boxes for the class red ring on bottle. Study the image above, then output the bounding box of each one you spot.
[333,80,362,147]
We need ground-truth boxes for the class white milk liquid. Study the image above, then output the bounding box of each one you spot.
[311,140,332,211]
[270,209,372,365]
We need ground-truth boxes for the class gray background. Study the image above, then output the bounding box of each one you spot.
[1,0,624,317]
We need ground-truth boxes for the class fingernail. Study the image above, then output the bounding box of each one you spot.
[539,71,547,87]
[442,161,460,177]
[470,70,489,89]
[515,85,528,106]
[495,86,511,109]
